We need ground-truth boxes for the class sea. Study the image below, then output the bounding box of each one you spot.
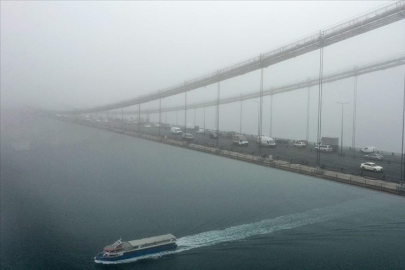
[1,111,405,270]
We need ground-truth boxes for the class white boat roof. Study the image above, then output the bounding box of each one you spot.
[128,234,176,247]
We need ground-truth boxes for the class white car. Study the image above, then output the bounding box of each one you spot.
[360,162,383,172]
[154,124,161,127]
[315,145,333,152]
[294,142,307,148]
[182,133,194,140]
[144,124,152,128]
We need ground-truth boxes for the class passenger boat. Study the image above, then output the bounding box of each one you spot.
[94,234,177,263]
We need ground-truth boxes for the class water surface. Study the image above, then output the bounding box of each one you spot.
[1,113,405,269]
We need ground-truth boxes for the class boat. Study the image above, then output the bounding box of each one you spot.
[94,234,177,263]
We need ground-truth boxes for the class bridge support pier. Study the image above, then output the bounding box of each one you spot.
[164,99,167,124]
[352,74,357,149]
[121,107,124,130]
[259,64,264,156]
[316,31,324,168]
[269,94,273,137]
[306,86,310,141]
[159,98,162,136]
[203,106,206,133]
[138,104,141,132]
[216,72,221,148]
[184,91,187,135]
[240,94,243,134]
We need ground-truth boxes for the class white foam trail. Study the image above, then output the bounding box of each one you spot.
[97,196,387,264]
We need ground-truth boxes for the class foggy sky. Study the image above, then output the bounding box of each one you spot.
[2,1,405,151]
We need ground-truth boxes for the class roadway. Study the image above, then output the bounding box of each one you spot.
[80,118,404,184]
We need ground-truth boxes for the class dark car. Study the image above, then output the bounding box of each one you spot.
[364,153,384,161]
[209,132,218,139]
[182,133,194,141]
[276,138,290,144]
[227,131,236,138]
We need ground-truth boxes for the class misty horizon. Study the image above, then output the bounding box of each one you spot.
[2,1,405,151]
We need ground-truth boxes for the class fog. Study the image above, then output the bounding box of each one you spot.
[2,1,405,151]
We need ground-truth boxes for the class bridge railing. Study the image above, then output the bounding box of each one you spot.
[323,1,404,37]
[59,1,405,114]
[131,53,405,114]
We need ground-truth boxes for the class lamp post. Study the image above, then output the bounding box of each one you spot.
[337,102,349,157]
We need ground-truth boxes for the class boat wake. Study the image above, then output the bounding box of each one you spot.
[97,196,383,264]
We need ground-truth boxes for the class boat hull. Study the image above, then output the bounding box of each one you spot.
[94,243,177,263]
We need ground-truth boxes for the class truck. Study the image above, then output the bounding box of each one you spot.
[257,135,276,148]
[232,134,248,146]
[321,137,339,152]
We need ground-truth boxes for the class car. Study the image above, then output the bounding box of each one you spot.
[294,142,307,148]
[196,128,205,134]
[144,124,152,128]
[182,133,194,141]
[275,138,289,144]
[209,132,218,139]
[360,162,383,172]
[162,123,171,129]
[315,145,333,152]
[154,123,161,127]
[364,153,384,161]
[227,131,236,138]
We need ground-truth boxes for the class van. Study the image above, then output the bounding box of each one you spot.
[170,127,182,134]
[360,146,376,153]
[232,134,248,146]
[257,135,276,147]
